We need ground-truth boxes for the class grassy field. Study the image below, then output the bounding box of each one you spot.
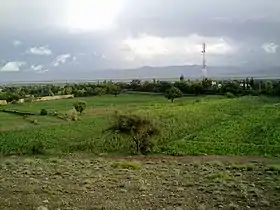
[0,155,279,209]
[0,94,280,156]
[1,94,280,209]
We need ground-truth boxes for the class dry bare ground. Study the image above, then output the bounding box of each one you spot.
[0,155,279,210]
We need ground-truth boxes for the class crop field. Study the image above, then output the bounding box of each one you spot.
[0,94,280,156]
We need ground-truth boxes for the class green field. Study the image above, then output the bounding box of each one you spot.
[1,94,280,156]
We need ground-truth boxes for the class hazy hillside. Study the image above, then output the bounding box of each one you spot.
[0,65,279,83]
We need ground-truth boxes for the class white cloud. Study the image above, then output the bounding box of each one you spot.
[13,40,22,47]
[0,61,26,71]
[31,65,49,73]
[31,65,43,71]
[26,45,52,55]
[262,42,279,54]
[52,54,71,67]
[122,34,236,60]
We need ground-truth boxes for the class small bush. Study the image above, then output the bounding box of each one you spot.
[111,161,141,170]
[207,171,232,182]
[225,92,235,98]
[29,140,45,155]
[74,101,87,113]
[30,119,38,125]
[40,109,48,116]
[107,114,159,154]
[49,110,58,116]
[67,109,79,121]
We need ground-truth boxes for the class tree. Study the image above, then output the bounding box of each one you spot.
[264,81,273,94]
[64,86,73,95]
[201,78,212,90]
[179,74,185,81]
[165,86,182,102]
[74,101,87,113]
[93,87,106,96]
[107,114,159,154]
[109,84,121,96]
[249,77,255,90]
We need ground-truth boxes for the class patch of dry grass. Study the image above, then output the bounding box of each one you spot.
[0,156,278,210]
[111,161,141,170]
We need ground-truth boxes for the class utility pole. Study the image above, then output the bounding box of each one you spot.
[201,42,207,78]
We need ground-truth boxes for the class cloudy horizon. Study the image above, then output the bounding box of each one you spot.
[0,0,279,80]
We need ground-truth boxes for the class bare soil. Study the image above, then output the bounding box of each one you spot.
[0,155,279,210]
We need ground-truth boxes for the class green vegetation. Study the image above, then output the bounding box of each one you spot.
[0,94,279,156]
[165,86,182,102]
[107,114,159,154]
[40,108,48,116]
[1,77,280,104]
[73,100,87,113]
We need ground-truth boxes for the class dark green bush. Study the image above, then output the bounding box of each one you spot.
[40,109,48,116]
[74,101,87,113]
[29,140,45,155]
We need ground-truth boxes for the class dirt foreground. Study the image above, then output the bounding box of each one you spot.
[0,155,279,210]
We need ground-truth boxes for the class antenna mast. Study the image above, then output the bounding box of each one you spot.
[201,42,207,77]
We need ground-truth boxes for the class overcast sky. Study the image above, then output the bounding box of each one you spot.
[0,0,279,75]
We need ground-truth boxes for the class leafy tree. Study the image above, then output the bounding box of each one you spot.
[201,78,212,90]
[157,81,173,93]
[174,81,190,93]
[179,74,185,81]
[264,81,273,94]
[108,84,121,96]
[249,77,255,89]
[64,86,73,95]
[107,114,159,154]
[129,79,141,90]
[74,101,87,113]
[165,86,182,102]
[93,87,106,96]
[191,82,204,95]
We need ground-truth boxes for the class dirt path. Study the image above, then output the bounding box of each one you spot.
[0,155,279,210]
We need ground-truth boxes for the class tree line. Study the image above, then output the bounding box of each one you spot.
[1,76,280,103]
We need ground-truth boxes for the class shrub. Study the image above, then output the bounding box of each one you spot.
[66,109,79,121]
[165,86,182,102]
[31,119,38,124]
[107,114,159,154]
[40,109,48,116]
[29,140,45,155]
[93,87,106,96]
[49,110,58,116]
[74,101,87,113]
[225,92,235,98]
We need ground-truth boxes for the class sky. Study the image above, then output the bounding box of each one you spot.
[0,0,279,77]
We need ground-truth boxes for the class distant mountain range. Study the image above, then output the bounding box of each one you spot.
[0,65,280,84]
